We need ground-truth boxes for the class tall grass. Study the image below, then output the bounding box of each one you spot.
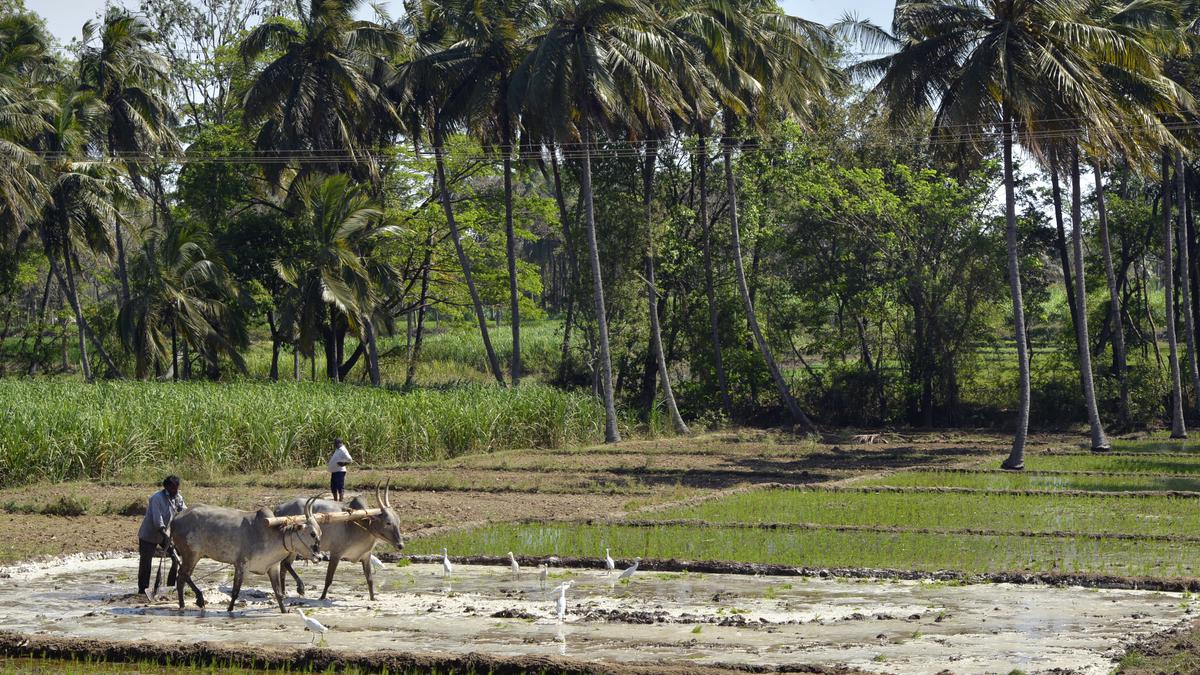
[0,380,622,486]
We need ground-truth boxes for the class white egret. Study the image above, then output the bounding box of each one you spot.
[538,563,548,589]
[441,547,453,578]
[604,548,615,572]
[508,551,520,579]
[555,580,573,623]
[369,554,384,571]
[617,557,641,582]
[295,608,328,644]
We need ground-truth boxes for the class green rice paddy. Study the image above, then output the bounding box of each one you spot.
[640,489,1200,536]
[406,522,1200,577]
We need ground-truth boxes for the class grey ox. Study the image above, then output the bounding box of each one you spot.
[169,496,323,613]
[277,481,405,601]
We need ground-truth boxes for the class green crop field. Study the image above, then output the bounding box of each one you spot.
[852,470,1200,492]
[639,488,1200,536]
[406,521,1200,577]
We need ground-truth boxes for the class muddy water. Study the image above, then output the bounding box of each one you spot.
[0,555,1190,674]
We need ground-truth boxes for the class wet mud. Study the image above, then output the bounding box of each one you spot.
[0,557,1191,674]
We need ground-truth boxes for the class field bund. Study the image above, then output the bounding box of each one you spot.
[0,556,1190,674]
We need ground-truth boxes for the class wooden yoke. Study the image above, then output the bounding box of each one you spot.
[266,508,382,528]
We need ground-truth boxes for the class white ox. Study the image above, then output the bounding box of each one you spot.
[276,481,405,601]
[169,496,322,613]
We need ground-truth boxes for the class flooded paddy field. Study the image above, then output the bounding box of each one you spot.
[0,556,1191,674]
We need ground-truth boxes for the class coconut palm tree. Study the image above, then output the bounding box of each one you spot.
[666,0,753,418]
[0,12,55,248]
[392,0,507,386]
[1162,150,1188,436]
[847,0,1154,468]
[712,1,832,432]
[511,0,683,442]
[429,0,543,386]
[33,85,129,381]
[273,173,399,383]
[1067,144,1111,451]
[239,0,402,185]
[78,8,181,307]
[119,218,244,379]
[1083,0,1191,429]
[640,138,691,434]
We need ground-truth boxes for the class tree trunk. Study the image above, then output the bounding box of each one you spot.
[1177,149,1200,418]
[171,316,178,382]
[722,123,815,433]
[434,133,505,386]
[1163,149,1187,438]
[698,131,733,417]
[405,230,434,390]
[643,140,689,434]
[337,341,365,381]
[1093,158,1129,428]
[181,337,190,380]
[1069,146,1109,451]
[54,251,121,380]
[267,310,280,382]
[1001,111,1031,470]
[26,266,53,376]
[324,320,339,383]
[1050,154,1079,337]
[51,254,90,382]
[580,123,620,443]
[293,347,300,382]
[502,114,521,386]
[364,317,381,387]
[551,151,577,384]
[114,219,130,310]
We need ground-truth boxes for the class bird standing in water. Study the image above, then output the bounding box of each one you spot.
[617,557,640,583]
[508,551,520,579]
[442,548,453,578]
[295,608,328,645]
[555,580,573,623]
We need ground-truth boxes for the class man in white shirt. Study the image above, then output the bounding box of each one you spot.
[137,475,186,600]
[327,438,353,501]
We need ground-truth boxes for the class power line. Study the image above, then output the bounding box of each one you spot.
[28,118,1200,166]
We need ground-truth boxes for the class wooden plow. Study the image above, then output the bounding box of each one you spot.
[265,479,393,528]
[266,507,382,528]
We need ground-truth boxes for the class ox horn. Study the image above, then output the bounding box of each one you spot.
[374,480,383,509]
[384,478,392,508]
[304,495,317,520]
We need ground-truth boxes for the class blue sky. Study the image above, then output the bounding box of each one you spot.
[30,0,895,46]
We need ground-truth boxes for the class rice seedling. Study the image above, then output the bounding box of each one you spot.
[641,489,1200,538]
[1111,438,1200,454]
[0,380,632,487]
[852,471,1200,493]
[1021,455,1200,475]
[403,522,1200,577]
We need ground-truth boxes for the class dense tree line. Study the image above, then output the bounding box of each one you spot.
[1,0,1200,467]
